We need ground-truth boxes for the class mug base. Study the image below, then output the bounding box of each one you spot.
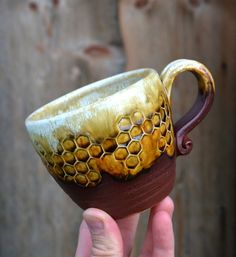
[56,154,176,219]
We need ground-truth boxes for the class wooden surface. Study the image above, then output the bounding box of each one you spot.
[0,1,124,257]
[0,0,235,256]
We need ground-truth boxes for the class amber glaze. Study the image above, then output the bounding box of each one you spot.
[36,93,175,187]
[25,59,215,218]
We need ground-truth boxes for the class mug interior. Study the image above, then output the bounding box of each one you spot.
[26,69,152,122]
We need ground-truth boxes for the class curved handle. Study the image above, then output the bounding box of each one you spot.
[160,59,215,156]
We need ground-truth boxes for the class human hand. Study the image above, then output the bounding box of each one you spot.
[75,196,174,257]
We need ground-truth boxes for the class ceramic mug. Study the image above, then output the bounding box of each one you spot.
[25,59,215,219]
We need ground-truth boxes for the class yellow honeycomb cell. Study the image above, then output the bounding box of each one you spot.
[118,117,132,131]
[130,126,142,138]
[75,174,88,185]
[64,165,76,176]
[89,144,103,157]
[88,158,98,170]
[159,137,167,152]
[126,156,139,168]
[152,128,161,142]
[167,144,175,157]
[131,111,144,125]
[165,118,171,130]
[128,141,141,154]
[75,162,88,173]
[76,135,90,148]
[40,106,176,187]
[64,176,74,183]
[160,123,167,136]
[117,132,131,145]
[143,120,153,134]
[166,131,172,145]
[75,149,89,161]
[87,171,100,182]
[52,154,64,167]
[102,138,117,152]
[62,152,76,164]
[160,109,165,120]
[62,138,76,151]
[152,113,160,127]
[54,165,64,177]
[114,147,128,160]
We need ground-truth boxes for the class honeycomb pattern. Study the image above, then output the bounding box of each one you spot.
[36,94,175,187]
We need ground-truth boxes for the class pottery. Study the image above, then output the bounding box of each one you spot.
[25,59,215,219]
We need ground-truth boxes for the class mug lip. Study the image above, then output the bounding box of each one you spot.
[25,68,158,126]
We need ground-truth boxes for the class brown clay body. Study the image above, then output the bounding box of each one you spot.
[25,59,215,219]
[56,154,175,219]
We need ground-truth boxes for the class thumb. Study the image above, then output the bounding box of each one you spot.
[83,208,123,257]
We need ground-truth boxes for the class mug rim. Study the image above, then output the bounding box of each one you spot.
[25,68,157,126]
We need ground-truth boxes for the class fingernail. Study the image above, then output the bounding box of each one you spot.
[83,213,104,233]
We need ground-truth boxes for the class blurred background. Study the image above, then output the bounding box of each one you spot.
[0,0,235,256]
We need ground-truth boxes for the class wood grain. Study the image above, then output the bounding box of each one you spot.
[0,1,124,256]
[119,0,236,256]
[0,0,236,256]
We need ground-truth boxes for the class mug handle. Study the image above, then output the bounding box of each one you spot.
[160,59,215,156]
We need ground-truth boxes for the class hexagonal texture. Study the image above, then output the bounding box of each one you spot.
[39,93,175,188]
[89,144,103,157]
[87,171,100,182]
[130,126,142,139]
[62,138,76,151]
[126,156,139,168]
[160,123,167,136]
[131,111,144,125]
[118,117,132,131]
[143,120,153,134]
[128,141,141,154]
[152,113,160,127]
[117,132,131,145]
[88,158,98,170]
[159,137,167,152]
[160,108,165,120]
[102,138,117,152]
[75,149,89,161]
[64,165,76,176]
[115,147,129,160]
[166,131,172,145]
[62,152,76,164]
[75,174,88,185]
[75,162,88,173]
[76,135,90,148]
[52,154,64,167]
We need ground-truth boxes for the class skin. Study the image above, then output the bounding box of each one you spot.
[75,196,174,257]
